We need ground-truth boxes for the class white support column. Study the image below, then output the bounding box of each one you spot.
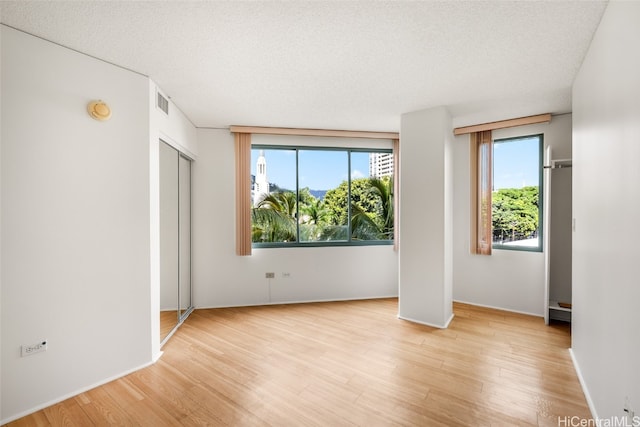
[398,106,454,328]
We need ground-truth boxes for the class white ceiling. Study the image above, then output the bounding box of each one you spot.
[1,1,607,131]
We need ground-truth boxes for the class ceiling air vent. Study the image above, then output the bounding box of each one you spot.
[157,92,169,115]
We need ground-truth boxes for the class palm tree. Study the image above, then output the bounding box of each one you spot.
[252,191,297,242]
[368,177,394,239]
[350,177,394,240]
[299,198,333,242]
[350,203,382,240]
[257,191,297,217]
[300,198,328,225]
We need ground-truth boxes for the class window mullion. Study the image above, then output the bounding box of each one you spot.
[295,148,300,243]
[347,150,352,242]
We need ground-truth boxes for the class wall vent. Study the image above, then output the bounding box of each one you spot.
[157,92,169,115]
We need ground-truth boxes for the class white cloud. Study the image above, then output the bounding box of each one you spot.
[351,169,365,179]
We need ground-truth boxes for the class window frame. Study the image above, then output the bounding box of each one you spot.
[251,144,394,248]
[491,133,544,253]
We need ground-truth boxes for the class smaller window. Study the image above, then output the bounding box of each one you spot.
[492,134,543,251]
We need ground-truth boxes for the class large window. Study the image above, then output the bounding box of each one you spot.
[492,134,543,251]
[251,146,394,247]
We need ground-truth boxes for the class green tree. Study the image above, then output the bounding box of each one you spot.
[300,197,328,225]
[322,177,394,241]
[252,178,395,243]
[492,186,538,242]
[252,191,297,242]
[323,178,380,226]
[298,196,332,242]
[368,177,394,239]
[350,177,394,240]
[298,187,316,208]
[257,191,297,217]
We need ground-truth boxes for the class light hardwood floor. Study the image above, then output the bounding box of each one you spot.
[6,299,591,426]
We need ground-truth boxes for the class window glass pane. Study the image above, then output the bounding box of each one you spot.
[251,148,297,243]
[492,136,541,249]
[299,150,348,242]
[350,152,394,241]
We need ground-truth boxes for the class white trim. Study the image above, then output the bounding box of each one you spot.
[443,313,455,328]
[453,299,543,318]
[397,313,455,329]
[160,325,180,347]
[0,359,157,425]
[569,348,598,420]
[159,132,196,161]
[160,308,195,348]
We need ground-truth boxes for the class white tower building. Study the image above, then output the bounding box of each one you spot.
[253,150,269,205]
[369,152,394,178]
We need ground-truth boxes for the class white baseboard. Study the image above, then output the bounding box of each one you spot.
[569,348,598,420]
[443,312,455,328]
[453,299,543,318]
[195,294,399,310]
[398,313,455,329]
[1,358,157,425]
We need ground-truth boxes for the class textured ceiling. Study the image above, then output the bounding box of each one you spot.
[0,1,607,131]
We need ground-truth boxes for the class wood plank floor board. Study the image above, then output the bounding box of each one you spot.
[74,386,141,426]
[297,389,383,427]
[101,377,146,410]
[40,398,92,427]
[426,389,525,427]
[346,369,430,406]
[4,299,592,426]
[124,369,192,421]
[118,396,183,427]
[353,391,429,426]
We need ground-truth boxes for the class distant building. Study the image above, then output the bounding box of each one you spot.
[253,150,270,206]
[369,152,394,178]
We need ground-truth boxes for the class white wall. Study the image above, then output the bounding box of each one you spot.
[571,1,640,420]
[192,129,398,308]
[152,84,198,160]
[452,114,572,316]
[398,106,454,328]
[1,26,152,422]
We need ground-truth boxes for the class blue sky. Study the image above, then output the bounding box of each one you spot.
[252,136,539,192]
[493,136,540,190]
[251,149,371,191]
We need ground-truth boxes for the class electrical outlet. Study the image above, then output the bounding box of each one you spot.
[21,340,47,357]
[265,272,275,279]
[282,272,291,278]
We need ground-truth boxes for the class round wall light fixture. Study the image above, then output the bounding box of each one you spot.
[87,100,112,121]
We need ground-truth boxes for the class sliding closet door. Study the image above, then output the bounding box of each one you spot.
[159,141,193,344]
[178,155,192,319]
[159,141,179,341]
